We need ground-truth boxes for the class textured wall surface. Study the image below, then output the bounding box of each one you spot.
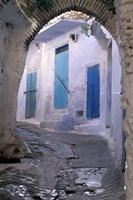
[17,23,122,167]
[1,0,133,198]
[115,0,133,199]
[0,0,33,158]
[17,26,103,123]
[15,0,117,46]
[0,18,27,158]
[0,0,117,158]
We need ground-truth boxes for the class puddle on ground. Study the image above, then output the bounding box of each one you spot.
[0,166,125,200]
[0,184,58,200]
[56,167,106,197]
[75,168,107,188]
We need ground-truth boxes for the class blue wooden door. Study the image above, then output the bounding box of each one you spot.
[54,45,68,109]
[86,64,100,119]
[25,72,37,118]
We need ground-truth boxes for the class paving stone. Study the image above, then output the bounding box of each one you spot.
[0,124,125,200]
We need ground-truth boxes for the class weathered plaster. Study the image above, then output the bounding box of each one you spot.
[0,0,120,159]
[0,25,29,158]
[115,0,133,199]
[15,0,117,47]
[0,1,35,158]
[17,26,106,125]
[17,22,122,169]
[1,0,133,198]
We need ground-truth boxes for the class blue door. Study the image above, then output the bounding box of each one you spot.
[25,72,37,118]
[86,64,100,119]
[54,45,68,109]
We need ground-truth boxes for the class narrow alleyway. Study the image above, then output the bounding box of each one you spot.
[0,124,125,200]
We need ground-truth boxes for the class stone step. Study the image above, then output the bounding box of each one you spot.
[75,120,102,134]
[40,120,61,130]
[52,108,68,114]
[75,125,101,134]
[45,113,64,121]
[75,123,113,145]
[40,114,74,131]
[45,108,69,121]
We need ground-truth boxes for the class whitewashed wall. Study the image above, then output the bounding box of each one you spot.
[111,39,122,165]
[17,26,122,147]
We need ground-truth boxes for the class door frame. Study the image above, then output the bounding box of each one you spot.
[54,44,69,109]
[86,63,100,119]
[25,71,37,118]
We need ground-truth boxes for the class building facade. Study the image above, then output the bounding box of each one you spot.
[1,1,133,198]
[17,19,122,165]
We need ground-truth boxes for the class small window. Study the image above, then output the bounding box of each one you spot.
[76,111,83,117]
[56,44,68,54]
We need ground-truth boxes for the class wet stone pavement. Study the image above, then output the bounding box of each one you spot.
[0,124,125,200]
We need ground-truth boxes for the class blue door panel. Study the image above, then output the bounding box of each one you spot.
[93,66,100,118]
[25,74,31,118]
[31,72,37,90]
[86,65,100,119]
[30,72,37,117]
[25,72,37,118]
[54,49,68,109]
[25,93,30,118]
[30,91,36,117]
[86,84,93,118]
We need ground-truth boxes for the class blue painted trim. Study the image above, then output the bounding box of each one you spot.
[54,45,69,109]
[86,64,100,119]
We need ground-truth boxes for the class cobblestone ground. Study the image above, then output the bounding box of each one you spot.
[0,124,125,200]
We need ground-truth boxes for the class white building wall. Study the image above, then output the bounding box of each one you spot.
[17,24,122,166]
[69,35,107,126]
[111,39,122,165]
[38,27,108,127]
[17,43,43,123]
[17,25,122,136]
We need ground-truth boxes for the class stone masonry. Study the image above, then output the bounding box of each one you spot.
[115,0,133,199]
[0,0,117,158]
[0,0,133,199]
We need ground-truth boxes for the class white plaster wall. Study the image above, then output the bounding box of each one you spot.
[17,26,108,126]
[98,40,108,128]
[69,35,107,126]
[17,43,43,122]
[111,39,122,165]
[17,25,121,136]
[0,20,13,132]
[36,27,108,127]
[17,69,27,120]
[17,23,122,165]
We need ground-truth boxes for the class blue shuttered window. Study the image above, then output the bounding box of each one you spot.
[25,72,37,118]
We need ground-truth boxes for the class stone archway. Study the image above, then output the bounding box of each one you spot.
[16,0,116,45]
[115,1,133,199]
[0,0,117,159]
[0,0,133,199]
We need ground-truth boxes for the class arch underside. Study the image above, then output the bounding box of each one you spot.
[4,1,133,199]
[0,0,117,160]
[15,0,116,46]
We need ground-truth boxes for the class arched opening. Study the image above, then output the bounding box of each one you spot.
[0,0,118,158]
[20,0,117,47]
[1,1,132,196]
[16,10,125,199]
